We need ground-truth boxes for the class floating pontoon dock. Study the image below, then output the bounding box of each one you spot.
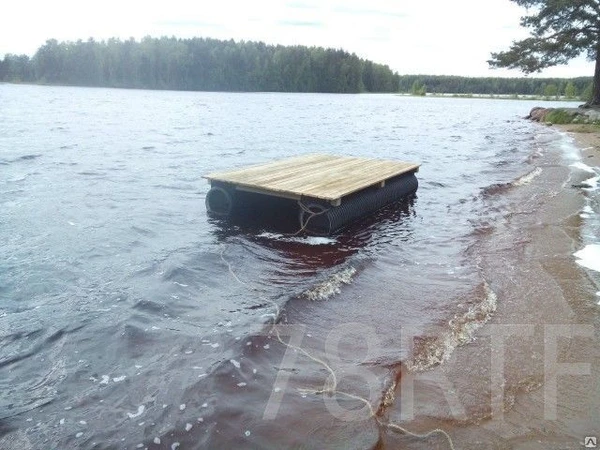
[204,154,420,234]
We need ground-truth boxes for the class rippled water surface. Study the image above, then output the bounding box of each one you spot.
[0,84,591,449]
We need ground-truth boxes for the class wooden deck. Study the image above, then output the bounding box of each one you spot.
[204,154,420,206]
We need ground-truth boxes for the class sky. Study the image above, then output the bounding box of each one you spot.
[0,0,594,78]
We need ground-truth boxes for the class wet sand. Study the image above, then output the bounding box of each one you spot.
[381,125,600,449]
[555,123,600,167]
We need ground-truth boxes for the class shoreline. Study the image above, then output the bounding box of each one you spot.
[554,123,600,167]
[383,122,600,448]
[554,123,600,295]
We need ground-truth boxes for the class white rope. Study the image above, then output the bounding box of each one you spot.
[386,422,455,444]
[289,200,331,236]
[220,245,455,450]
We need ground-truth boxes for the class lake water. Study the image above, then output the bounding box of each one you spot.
[0,84,597,449]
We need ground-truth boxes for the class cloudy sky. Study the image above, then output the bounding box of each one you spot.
[1,0,593,78]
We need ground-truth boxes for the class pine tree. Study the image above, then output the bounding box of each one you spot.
[489,0,600,105]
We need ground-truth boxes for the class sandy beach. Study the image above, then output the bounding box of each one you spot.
[378,122,600,449]
[556,123,600,167]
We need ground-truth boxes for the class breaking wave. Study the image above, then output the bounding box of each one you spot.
[301,266,357,301]
[512,167,543,187]
[481,167,543,197]
[406,281,497,372]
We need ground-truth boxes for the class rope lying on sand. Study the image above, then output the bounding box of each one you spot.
[220,246,455,450]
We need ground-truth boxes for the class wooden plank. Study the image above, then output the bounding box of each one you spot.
[204,154,420,202]
[232,156,344,187]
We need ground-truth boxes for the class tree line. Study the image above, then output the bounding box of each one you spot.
[0,36,592,98]
[0,36,399,93]
[402,75,592,100]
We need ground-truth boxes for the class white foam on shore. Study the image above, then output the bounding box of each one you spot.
[570,162,597,174]
[582,175,599,191]
[559,134,582,161]
[563,137,600,190]
[574,244,600,273]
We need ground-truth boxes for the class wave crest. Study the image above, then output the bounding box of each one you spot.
[406,282,497,372]
[302,266,357,301]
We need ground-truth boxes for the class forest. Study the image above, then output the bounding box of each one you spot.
[401,75,591,99]
[0,37,399,93]
[0,36,592,98]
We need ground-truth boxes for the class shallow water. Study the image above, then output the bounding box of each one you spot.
[0,84,596,449]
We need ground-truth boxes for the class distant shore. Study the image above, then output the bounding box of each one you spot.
[401,92,585,102]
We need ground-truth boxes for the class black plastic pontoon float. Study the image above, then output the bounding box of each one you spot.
[204,154,419,234]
